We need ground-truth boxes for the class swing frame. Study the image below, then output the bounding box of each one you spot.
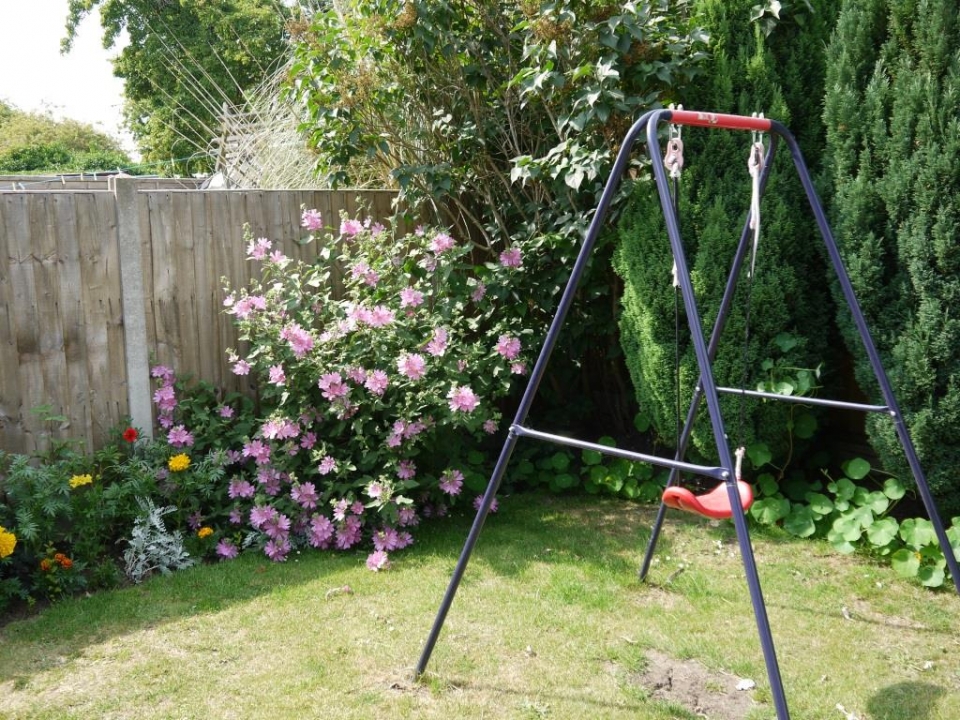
[413,109,960,720]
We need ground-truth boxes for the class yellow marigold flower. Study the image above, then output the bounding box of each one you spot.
[197,526,214,539]
[0,528,16,559]
[168,453,191,472]
[69,473,93,489]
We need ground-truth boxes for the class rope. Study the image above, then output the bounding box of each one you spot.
[747,139,764,278]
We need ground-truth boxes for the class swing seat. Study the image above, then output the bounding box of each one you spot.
[662,480,753,520]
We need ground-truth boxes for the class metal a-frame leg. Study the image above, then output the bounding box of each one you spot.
[639,134,781,581]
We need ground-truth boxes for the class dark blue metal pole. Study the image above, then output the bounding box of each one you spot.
[414,110,661,678]
[646,110,792,720]
[772,119,960,596]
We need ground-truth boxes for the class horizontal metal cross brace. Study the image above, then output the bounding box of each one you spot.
[715,387,890,413]
[511,424,729,480]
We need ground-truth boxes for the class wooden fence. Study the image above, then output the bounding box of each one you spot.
[0,180,400,456]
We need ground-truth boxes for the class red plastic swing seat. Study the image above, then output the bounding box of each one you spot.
[662,480,754,520]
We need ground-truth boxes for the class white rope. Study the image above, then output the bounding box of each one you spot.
[747,139,764,278]
[734,445,746,481]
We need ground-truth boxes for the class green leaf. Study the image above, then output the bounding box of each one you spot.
[750,496,790,525]
[784,506,816,537]
[843,457,871,480]
[805,492,834,516]
[582,449,602,466]
[793,412,817,439]
[918,565,945,588]
[829,477,856,501]
[900,518,936,550]
[633,411,651,433]
[756,472,779,497]
[891,548,920,578]
[827,526,856,554]
[550,452,571,471]
[883,477,907,500]
[866,517,899,548]
[746,443,772,469]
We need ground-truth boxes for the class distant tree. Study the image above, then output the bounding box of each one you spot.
[63,0,292,174]
[823,0,960,514]
[0,102,131,173]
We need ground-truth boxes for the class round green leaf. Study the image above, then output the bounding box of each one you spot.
[900,518,936,550]
[793,412,817,439]
[784,506,816,538]
[883,477,906,500]
[827,527,856,554]
[843,457,871,480]
[747,443,772,469]
[805,492,834,517]
[891,548,920,578]
[866,517,899,548]
[750,497,790,525]
[918,565,946,588]
[551,452,571,471]
[633,412,651,433]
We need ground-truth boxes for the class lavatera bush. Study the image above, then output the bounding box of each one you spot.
[217,209,531,570]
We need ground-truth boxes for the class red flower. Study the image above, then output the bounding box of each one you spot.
[123,427,139,443]
[39,559,52,572]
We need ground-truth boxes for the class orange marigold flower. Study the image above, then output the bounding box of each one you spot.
[197,526,214,539]
[59,557,73,570]
[168,453,191,472]
[40,558,53,572]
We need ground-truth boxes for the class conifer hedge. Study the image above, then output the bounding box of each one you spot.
[823,0,960,514]
[614,0,839,464]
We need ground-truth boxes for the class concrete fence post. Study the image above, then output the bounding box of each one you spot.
[114,178,154,439]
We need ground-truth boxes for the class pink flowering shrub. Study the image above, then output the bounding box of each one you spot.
[216,210,529,568]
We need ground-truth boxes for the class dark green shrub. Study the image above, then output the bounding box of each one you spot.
[823,0,960,515]
[614,0,839,465]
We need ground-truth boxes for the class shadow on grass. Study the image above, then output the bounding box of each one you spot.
[0,549,358,683]
[867,681,946,720]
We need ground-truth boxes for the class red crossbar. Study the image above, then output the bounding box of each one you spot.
[668,110,772,133]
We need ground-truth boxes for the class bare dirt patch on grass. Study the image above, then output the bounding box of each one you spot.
[630,649,763,719]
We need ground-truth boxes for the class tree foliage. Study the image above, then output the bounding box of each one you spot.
[0,101,131,173]
[64,0,292,173]
[614,0,840,463]
[823,0,960,514]
[288,0,708,431]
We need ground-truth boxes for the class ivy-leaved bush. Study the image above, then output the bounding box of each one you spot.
[614,0,840,466]
[823,0,960,515]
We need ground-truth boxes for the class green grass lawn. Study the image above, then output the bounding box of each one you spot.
[1,492,958,719]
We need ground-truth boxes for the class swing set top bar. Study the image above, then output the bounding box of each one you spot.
[667,109,773,133]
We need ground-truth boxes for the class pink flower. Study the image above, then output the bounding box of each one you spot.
[364,369,389,396]
[300,431,317,449]
[153,387,177,413]
[301,208,323,231]
[280,323,314,358]
[335,516,362,549]
[269,250,288,265]
[511,362,527,375]
[318,455,337,475]
[150,365,174,382]
[397,353,427,380]
[439,469,464,496]
[309,515,334,547]
[365,305,395,328]
[474,495,499,513]
[167,425,194,448]
[219,405,234,418]
[228,478,255,499]
[247,237,272,260]
[366,550,391,571]
[291,482,319,509]
[249,505,276,529]
[397,459,416,480]
[216,539,239,560]
[495,335,522,360]
[232,359,251,376]
[400,287,424,308]
[243,439,272,465]
[318,372,349,400]
[483,419,499,434]
[346,366,367,384]
[426,327,448,357]
[367,482,386,500]
[499,247,523,268]
[471,283,487,302]
[269,364,286,386]
[264,538,290,562]
[448,385,480,413]
[430,232,456,254]
[373,527,402,552]
[398,507,419,527]
[340,218,363,237]
[370,222,385,236]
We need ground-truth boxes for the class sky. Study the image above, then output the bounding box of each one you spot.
[0,0,136,155]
